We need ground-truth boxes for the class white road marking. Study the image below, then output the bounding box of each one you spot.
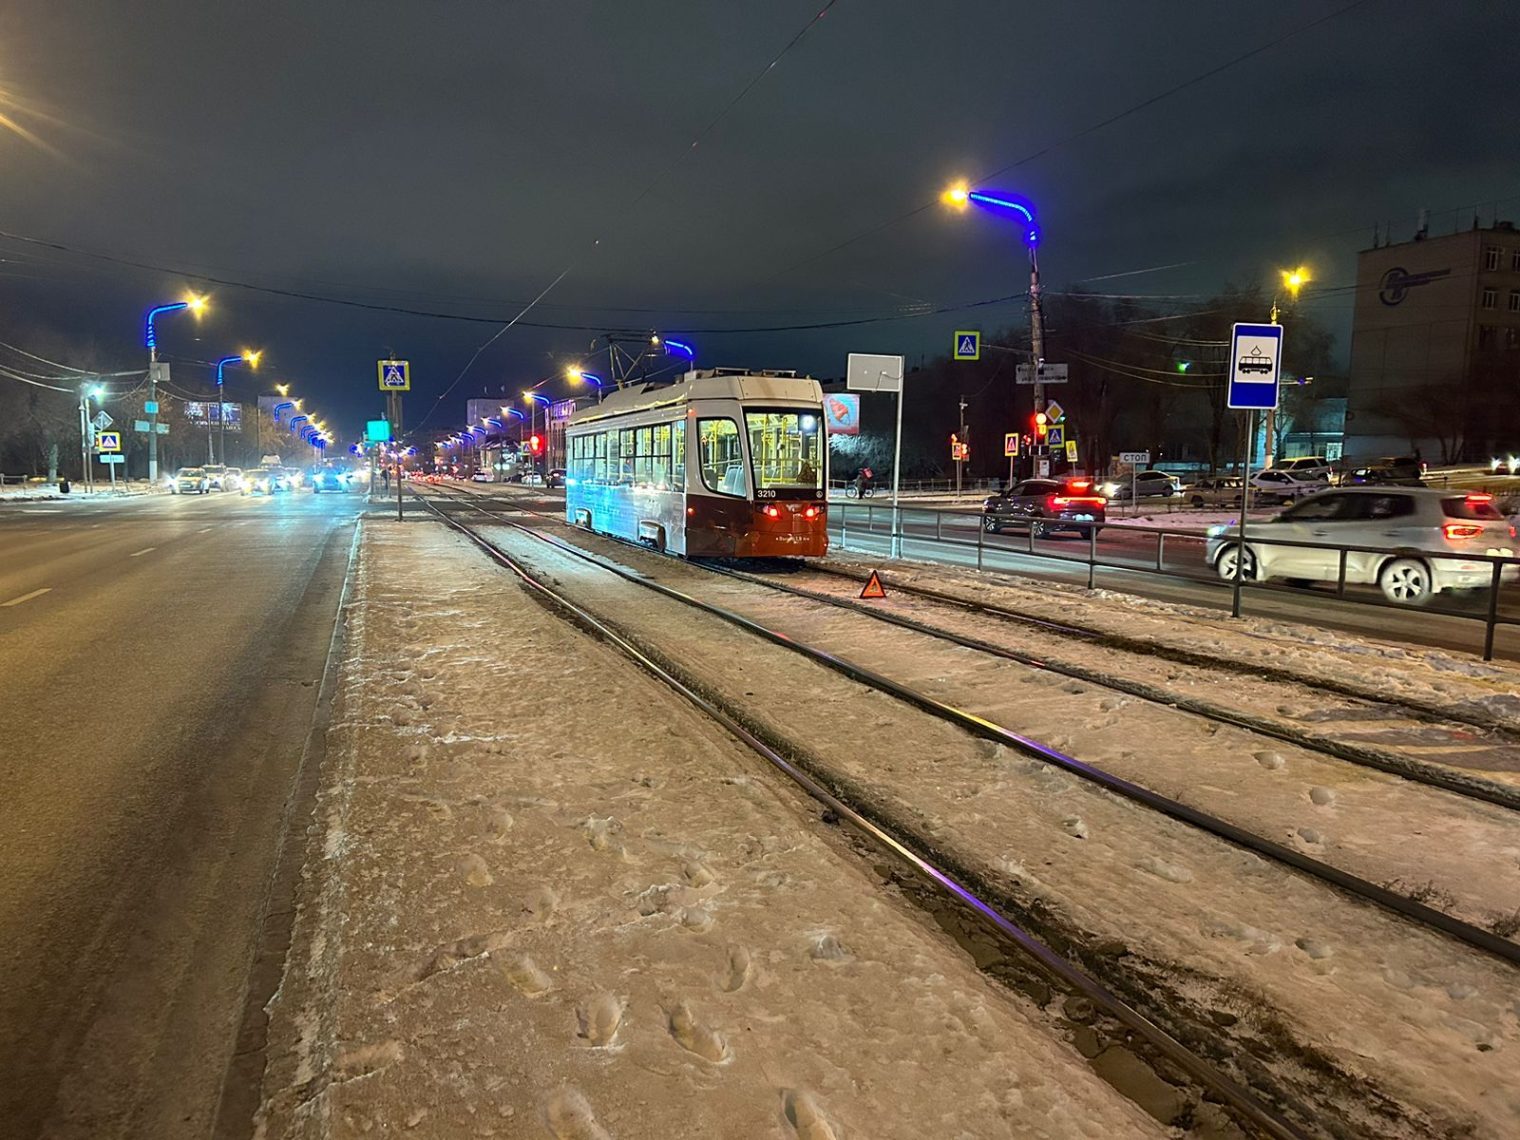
[129,547,156,557]
[197,526,213,533]
[1,587,52,607]
[21,509,63,514]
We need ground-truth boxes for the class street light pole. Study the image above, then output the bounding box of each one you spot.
[144,297,205,484]
[1262,268,1307,470]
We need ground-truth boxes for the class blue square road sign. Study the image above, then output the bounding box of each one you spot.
[1227,323,1283,410]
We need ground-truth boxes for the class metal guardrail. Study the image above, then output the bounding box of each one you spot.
[834,502,1520,661]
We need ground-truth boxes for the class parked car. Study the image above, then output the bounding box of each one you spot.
[1376,455,1427,481]
[1184,476,1245,508]
[169,466,210,494]
[982,478,1107,537]
[545,468,567,489]
[1103,470,1182,501]
[1206,488,1518,603]
[1341,466,1423,488]
[1273,455,1334,481]
[1249,468,1327,504]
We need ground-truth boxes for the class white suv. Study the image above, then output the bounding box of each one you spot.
[1206,488,1518,603]
[1249,468,1327,503]
[1274,455,1334,480]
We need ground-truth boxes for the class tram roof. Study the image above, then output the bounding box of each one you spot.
[569,369,822,426]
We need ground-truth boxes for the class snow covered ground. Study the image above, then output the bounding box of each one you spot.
[254,520,1169,1139]
[481,522,1520,1138]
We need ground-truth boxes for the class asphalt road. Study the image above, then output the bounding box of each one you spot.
[0,488,364,1139]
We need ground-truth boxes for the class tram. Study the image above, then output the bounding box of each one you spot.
[564,368,828,557]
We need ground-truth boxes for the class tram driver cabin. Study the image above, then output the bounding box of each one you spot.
[565,369,829,558]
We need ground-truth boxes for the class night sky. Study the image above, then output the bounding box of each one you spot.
[1,0,1515,441]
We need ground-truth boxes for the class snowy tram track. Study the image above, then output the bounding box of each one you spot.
[415,494,1302,1140]
[429,488,1520,946]
[418,487,1520,1138]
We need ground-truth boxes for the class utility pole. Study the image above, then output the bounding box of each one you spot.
[956,395,968,496]
[1028,242,1049,477]
[78,387,93,493]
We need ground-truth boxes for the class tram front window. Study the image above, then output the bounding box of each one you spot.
[746,411,823,492]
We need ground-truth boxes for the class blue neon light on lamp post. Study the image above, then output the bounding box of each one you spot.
[944,183,1050,470]
[211,349,260,466]
[143,295,206,483]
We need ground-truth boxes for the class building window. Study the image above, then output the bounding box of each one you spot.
[1481,287,1497,309]
[1512,249,1520,271]
[1478,325,1497,350]
[1507,329,1520,352]
[1486,247,1501,271]
[1511,290,1520,313]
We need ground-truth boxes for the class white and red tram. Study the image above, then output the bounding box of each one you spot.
[565,368,828,557]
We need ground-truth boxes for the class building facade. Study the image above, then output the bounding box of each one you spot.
[1345,220,1520,462]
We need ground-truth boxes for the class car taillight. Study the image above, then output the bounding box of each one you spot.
[803,506,819,519]
[763,505,781,518]
[1051,495,1106,507]
[1467,493,1494,504]
[1443,523,1484,540]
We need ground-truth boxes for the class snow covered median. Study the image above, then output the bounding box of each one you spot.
[253,519,1165,1139]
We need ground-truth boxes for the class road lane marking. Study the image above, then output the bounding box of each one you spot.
[21,508,63,513]
[197,526,213,533]
[129,547,157,557]
[1,587,52,607]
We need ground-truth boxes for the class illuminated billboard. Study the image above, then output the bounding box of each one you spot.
[823,393,860,435]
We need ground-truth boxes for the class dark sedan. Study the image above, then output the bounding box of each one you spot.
[982,478,1107,537]
[1341,466,1424,488]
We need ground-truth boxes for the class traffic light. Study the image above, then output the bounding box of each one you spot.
[529,433,543,455]
[1033,411,1049,440]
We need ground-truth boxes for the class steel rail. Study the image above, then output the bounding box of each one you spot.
[420,487,1520,967]
[415,491,1308,1140]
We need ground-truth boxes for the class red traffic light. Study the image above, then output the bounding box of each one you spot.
[529,433,543,455]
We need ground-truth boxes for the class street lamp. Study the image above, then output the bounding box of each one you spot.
[1263,266,1310,469]
[143,294,206,483]
[944,182,1048,472]
[211,349,260,466]
[524,390,550,472]
[78,383,105,493]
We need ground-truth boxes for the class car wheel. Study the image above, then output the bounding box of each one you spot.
[982,516,999,533]
[1215,545,1256,582]
[1379,558,1432,604]
[1191,495,1205,508]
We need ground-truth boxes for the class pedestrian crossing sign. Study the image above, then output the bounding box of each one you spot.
[378,359,411,391]
[953,330,981,360]
[1046,425,1065,448]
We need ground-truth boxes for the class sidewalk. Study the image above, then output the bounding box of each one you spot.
[253,518,1163,1139]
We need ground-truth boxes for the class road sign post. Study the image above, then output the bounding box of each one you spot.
[1225,323,1283,618]
[1118,451,1150,513]
[1004,432,1020,486]
[953,331,981,360]
[847,353,905,557]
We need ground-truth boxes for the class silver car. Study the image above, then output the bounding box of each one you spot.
[1207,487,1518,603]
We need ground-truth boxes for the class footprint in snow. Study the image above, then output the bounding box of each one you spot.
[543,1087,611,1140]
[1308,786,1336,807]
[480,805,514,843]
[1136,856,1193,883]
[525,885,558,921]
[582,816,623,852]
[1294,936,1333,960]
[809,933,851,963]
[682,860,716,888]
[680,906,714,932]
[782,1090,840,1140]
[719,946,753,993]
[1254,750,1286,771]
[667,1000,729,1063]
[576,993,625,1047]
[502,953,553,997]
[458,853,493,887]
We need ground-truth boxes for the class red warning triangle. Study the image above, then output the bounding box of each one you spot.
[859,570,887,599]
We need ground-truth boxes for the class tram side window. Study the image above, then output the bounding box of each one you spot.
[592,431,607,484]
[651,424,671,488]
[698,418,745,497]
[618,429,636,484]
[634,426,654,485]
[672,420,686,491]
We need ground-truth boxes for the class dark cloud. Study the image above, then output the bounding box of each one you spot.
[1,0,1514,438]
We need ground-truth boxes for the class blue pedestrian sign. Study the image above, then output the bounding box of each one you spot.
[377,359,411,391]
[1227,323,1283,409]
[953,330,981,361]
[1046,424,1065,448]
